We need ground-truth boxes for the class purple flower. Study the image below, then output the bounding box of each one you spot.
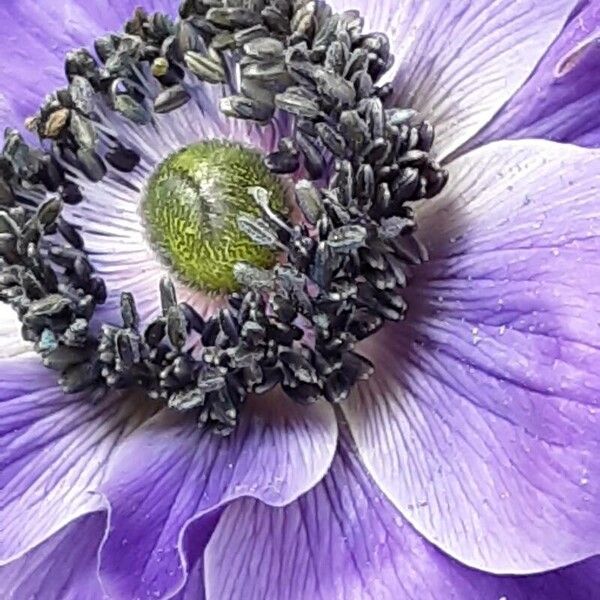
[1,0,599,599]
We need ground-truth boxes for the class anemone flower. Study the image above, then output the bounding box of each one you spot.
[0,0,599,599]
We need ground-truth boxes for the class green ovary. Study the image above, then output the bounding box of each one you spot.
[142,141,286,293]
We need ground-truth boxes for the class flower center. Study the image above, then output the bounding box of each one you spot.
[142,141,286,293]
[0,0,449,434]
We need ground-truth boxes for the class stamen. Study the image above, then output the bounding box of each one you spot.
[0,0,448,435]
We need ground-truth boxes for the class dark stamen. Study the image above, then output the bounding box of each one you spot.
[0,0,447,435]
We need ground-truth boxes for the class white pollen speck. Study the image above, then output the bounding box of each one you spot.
[498,325,506,335]
[551,248,560,256]
[580,477,589,486]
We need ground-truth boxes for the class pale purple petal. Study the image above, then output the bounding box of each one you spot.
[0,90,17,131]
[0,305,31,358]
[171,557,206,600]
[0,354,154,563]
[99,390,336,600]
[344,140,600,573]
[0,513,106,600]
[331,0,577,159]
[205,431,600,600]
[0,0,177,121]
[467,1,600,150]
[170,512,222,600]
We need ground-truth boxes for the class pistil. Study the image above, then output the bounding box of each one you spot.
[142,141,287,293]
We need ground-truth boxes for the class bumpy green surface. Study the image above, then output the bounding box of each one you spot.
[143,141,286,293]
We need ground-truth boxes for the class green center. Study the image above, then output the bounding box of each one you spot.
[142,141,286,293]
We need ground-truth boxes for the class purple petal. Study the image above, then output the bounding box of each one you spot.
[0,353,154,563]
[0,512,106,600]
[0,305,31,358]
[331,0,577,159]
[343,139,600,573]
[170,512,222,600]
[99,390,337,600]
[171,557,206,600]
[0,0,177,122]
[205,430,600,599]
[64,85,277,326]
[0,92,17,130]
[467,1,600,150]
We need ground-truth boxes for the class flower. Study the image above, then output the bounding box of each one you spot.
[0,0,599,599]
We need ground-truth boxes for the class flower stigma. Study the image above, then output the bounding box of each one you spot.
[142,141,287,293]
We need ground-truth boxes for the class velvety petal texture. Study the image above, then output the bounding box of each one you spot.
[0,304,31,358]
[344,140,600,574]
[205,431,600,600]
[0,0,177,121]
[0,513,105,600]
[170,512,222,600]
[172,556,206,600]
[0,354,153,563]
[333,0,578,158]
[468,0,600,150]
[99,391,336,599]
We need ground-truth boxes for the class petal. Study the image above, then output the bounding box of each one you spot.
[343,140,600,573]
[468,1,600,149]
[0,353,154,563]
[99,389,337,600]
[0,92,17,130]
[514,557,600,600]
[171,558,206,600]
[0,512,106,600]
[205,430,600,600]
[0,0,177,121]
[332,0,577,159]
[0,304,31,358]
[171,511,223,600]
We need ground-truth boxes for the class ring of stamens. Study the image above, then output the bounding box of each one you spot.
[0,0,447,434]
